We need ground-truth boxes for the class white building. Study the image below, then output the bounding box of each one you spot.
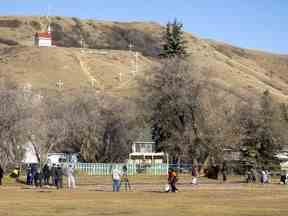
[276,146,288,170]
[22,142,79,165]
[34,25,52,47]
[46,153,79,166]
[128,141,168,165]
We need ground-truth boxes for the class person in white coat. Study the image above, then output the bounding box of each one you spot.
[66,164,76,189]
[112,167,122,192]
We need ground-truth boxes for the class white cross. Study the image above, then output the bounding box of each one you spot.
[56,80,64,89]
[36,94,44,101]
[91,78,96,87]
[128,42,134,52]
[80,39,85,49]
[119,71,122,82]
[23,83,32,92]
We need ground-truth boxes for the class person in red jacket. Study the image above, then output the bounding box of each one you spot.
[168,168,178,192]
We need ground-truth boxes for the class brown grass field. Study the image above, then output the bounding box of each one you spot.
[2,16,288,103]
[0,175,288,216]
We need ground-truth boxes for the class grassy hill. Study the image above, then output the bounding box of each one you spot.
[0,16,288,102]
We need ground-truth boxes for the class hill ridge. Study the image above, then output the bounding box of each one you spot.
[0,16,288,102]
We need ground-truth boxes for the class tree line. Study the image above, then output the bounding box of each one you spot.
[0,19,287,172]
[0,82,138,169]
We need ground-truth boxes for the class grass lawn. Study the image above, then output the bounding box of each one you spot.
[0,175,287,216]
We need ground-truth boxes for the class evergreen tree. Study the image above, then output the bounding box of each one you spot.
[257,90,281,168]
[239,106,260,169]
[160,19,187,58]
[240,90,281,171]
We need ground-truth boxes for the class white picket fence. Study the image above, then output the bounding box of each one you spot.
[74,163,169,176]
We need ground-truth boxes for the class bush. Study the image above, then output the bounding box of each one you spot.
[0,19,22,28]
[0,37,18,46]
[29,20,41,30]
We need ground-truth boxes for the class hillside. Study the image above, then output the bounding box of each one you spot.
[0,16,288,102]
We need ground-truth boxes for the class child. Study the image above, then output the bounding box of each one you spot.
[168,168,178,192]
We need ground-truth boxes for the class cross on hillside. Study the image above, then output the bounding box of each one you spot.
[128,42,134,52]
[91,78,96,88]
[36,94,44,101]
[23,83,32,93]
[80,38,85,49]
[56,80,64,89]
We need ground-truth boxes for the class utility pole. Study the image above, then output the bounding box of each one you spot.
[47,4,52,24]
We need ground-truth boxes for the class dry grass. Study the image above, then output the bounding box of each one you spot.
[0,175,288,216]
[1,16,288,102]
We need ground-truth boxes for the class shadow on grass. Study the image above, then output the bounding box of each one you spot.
[88,189,106,192]
[144,190,167,193]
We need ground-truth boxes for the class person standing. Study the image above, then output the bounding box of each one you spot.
[221,162,228,183]
[55,164,64,189]
[34,167,42,187]
[42,164,50,185]
[26,164,33,185]
[121,165,130,191]
[0,164,4,185]
[191,166,198,185]
[51,164,57,186]
[66,164,76,190]
[261,169,268,184]
[112,167,122,192]
[168,168,178,192]
[31,164,37,185]
[280,170,288,184]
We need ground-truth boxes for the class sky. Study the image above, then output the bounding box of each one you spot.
[0,0,287,54]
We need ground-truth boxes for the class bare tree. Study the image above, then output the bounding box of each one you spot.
[138,58,204,163]
[18,91,68,167]
[0,88,22,169]
[63,90,137,162]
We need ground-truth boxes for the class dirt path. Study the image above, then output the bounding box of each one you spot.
[75,50,104,90]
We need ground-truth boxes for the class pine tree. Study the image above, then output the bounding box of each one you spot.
[160,19,187,58]
[257,90,280,169]
[240,90,281,171]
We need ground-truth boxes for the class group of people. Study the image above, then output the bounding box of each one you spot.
[246,167,288,184]
[111,165,130,192]
[2,163,288,192]
[246,168,271,184]
[26,163,76,189]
